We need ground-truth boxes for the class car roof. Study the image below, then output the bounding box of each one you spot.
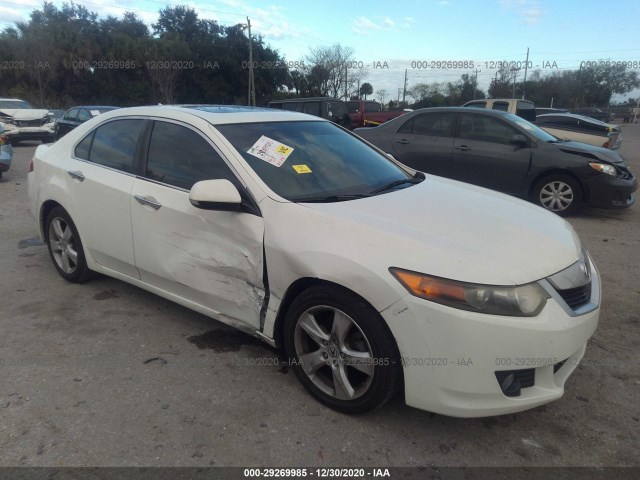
[269,97,341,103]
[95,105,324,125]
[67,106,119,110]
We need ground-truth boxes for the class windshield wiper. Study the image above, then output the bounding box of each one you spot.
[370,173,425,195]
[296,193,372,203]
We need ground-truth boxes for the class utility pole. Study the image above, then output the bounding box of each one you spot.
[247,17,255,106]
[510,67,519,99]
[473,68,480,99]
[522,47,529,99]
[345,63,348,100]
[402,69,408,104]
[575,63,582,109]
[397,88,401,103]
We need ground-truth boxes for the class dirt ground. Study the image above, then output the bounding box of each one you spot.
[0,125,638,468]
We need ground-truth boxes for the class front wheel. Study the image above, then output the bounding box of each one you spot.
[533,174,582,216]
[283,285,402,414]
[45,206,92,282]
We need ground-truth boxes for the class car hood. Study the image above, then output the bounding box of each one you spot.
[292,176,580,286]
[551,140,625,164]
[0,109,50,121]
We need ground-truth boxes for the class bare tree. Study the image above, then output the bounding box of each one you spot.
[305,43,366,99]
[376,88,388,105]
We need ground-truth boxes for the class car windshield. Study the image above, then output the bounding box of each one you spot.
[215,121,415,202]
[0,100,32,109]
[505,112,558,142]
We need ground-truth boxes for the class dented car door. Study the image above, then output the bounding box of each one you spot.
[130,120,265,329]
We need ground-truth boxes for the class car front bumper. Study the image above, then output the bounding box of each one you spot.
[5,126,55,143]
[380,266,600,418]
[583,171,637,209]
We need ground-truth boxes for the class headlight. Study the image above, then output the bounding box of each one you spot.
[589,162,616,176]
[390,268,550,317]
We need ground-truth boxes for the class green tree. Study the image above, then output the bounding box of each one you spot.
[359,82,373,99]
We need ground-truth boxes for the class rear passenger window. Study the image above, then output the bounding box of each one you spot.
[397,113,455,137]
[146,121,237,190]
[88,119,145,173]
[74,132,93,160]
[412,113,455,137]
[492,102,509,112]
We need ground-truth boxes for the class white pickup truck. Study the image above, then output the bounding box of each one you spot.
[462,98,536,122]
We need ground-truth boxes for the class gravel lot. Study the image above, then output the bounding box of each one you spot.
[0,127,638,468]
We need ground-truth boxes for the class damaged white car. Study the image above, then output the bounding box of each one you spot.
[0,98,55,144]
[28,106,599,417]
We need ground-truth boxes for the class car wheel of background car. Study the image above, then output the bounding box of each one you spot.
[533,174,582,216]
[45,206,92,282]
[283,284,402,414]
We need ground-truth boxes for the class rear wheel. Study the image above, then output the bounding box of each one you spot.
[45,206,92,282]
[533,174,582,216]
[283,285,402,413]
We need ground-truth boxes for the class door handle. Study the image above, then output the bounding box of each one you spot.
[395,139,410,145]
[455,145,470,151]
[134,195,162,210]
[67,170,85,181]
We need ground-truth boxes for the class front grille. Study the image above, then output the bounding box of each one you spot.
[16,119,46,127]
[557,283,591,309]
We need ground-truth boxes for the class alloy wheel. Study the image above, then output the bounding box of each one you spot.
[293,305,375,401]
[48,217,78,274]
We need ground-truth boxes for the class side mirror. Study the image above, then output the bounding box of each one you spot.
[189,179,242,211]
[511,134,529,146]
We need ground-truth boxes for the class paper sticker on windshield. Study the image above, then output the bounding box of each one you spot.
[247,135,294,167]
[292,164,312,174]
[90,110,100,116]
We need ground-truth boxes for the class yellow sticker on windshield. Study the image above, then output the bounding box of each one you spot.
[292,164,312,174]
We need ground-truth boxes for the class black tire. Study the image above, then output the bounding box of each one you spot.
[283,284,402,414]
[533,174,582,216]
[45,206,93,282]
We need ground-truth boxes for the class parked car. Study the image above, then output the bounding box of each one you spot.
[462,98,536,121]
[0,124,13,177]
[267,97,350,128]
[54,106,118,140]
[29,105,600,417]
[570,107,614,123]
[355,107,636,215]
[346,100,407,129]
[535,107,568,116]
[535,113,622,150]
[0,98,55,144]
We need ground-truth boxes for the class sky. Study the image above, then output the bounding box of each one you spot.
[1,0,639,102]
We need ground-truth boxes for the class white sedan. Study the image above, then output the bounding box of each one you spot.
[536,113,622,150]
[27,106,599,417]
